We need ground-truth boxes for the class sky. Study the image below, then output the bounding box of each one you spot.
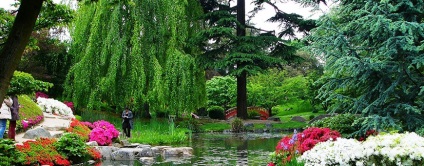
[0,0,331,36]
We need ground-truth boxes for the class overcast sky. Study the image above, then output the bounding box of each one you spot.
[0,0,330,35]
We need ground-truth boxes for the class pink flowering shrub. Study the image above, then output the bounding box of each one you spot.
[21,116,44,130]
[268,127,341,166]
[81,121,95,129]
[89,120,119,145]
[35,92,49,99]
[63,101,74,112]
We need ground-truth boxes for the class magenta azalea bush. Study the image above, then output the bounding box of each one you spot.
[88,120,119,145]
[21,116,44,130]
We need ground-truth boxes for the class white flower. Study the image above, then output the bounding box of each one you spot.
[37,98,74,117]
[301,132,424,166]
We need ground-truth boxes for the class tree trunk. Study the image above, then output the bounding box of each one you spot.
[236,0,247,119]
[142,102,152,119]
[0,0,44,102]
[237,72,248,119]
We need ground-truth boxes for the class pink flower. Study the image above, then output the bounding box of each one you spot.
[89,120,119,145]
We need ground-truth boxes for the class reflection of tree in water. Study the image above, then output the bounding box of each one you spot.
[237,139,248,165]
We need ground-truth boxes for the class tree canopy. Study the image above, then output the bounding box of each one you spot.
[309,0,424,133]
[65,0,206,116]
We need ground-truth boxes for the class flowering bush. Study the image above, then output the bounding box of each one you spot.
[37,98,74,117]
[89,120,120,145]
[35,91,49,99]
[63,101,74,112]
[16,138,70,166]
[21,115,44,130]
[67,119,91,141]
[81,121,95,129]
[87,147,102,160]
[268,127,341,166]
[301,132,424,166]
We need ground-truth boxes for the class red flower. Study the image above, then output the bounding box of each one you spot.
[267,162,275,166]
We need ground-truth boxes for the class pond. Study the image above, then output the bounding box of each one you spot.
[100,133,285,166]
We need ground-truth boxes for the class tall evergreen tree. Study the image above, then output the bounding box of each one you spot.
[194,0,318,119]
[309,0,424,133]
[65,0,206,117]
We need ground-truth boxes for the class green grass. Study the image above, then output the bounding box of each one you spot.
[279,111,325,123]
[200,123,231,132]
[273,100,314,116]
[80,110,188,145]
[16,95,44,133]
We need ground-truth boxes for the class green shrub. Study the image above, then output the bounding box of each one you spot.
[206,76,237,108]
[177,118,203,133]
[207,106,225,119]
[248,110,261,119]
[231,118,244,132]
[54,133,88,163]
[8,71,53,95]
[309,115,315,120]
[310,113,357,135]
[155,111,167,118]
[416,127,424,137]
[74,115,83,121]
[0,139,26,166]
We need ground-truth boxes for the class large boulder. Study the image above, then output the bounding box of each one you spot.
[139,157,155,165]
[291,116,306,122]
[94,146,120,160]
[162,147,193,157]
[23,128,52,139]
[111,147,154,160]
[151,146,172,156]
[267,116,281,122]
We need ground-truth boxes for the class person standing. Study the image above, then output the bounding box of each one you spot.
[8,95,19,140]
[121,107,133,138]
[0,97,12,139]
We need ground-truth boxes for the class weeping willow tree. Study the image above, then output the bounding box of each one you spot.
[65,0,206,117]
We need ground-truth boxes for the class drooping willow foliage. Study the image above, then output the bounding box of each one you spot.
[65,0,206,116]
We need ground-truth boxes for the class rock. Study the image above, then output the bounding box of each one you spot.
[94,146,120,160]
[291,116,306,122]
[43,125,67,131]
[151,146,172,155]
[87,160,96,165]
[139,157,155,165]
[113,143,123,148]
[120,140,131,147]
[243,123,254,128]
[52,132,63,138]
[124,143,140,148]
[23,128,52,139]
[86,141,98,146]
[309,114,333,124]
[162,147,193,157]
[267,116,281,121]
[265,123,273,129]
[111,147,154,160]
[136,144,151,149]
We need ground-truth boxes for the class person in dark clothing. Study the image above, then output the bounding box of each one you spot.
[8,95,19,140]
[121,108,133,138]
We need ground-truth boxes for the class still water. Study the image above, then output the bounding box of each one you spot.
[101,133,284,166]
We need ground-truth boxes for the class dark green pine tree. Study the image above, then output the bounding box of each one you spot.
[309,0,424,133]
[194,0,319,119]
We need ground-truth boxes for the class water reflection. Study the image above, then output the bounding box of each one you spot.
[99,133,284,166]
